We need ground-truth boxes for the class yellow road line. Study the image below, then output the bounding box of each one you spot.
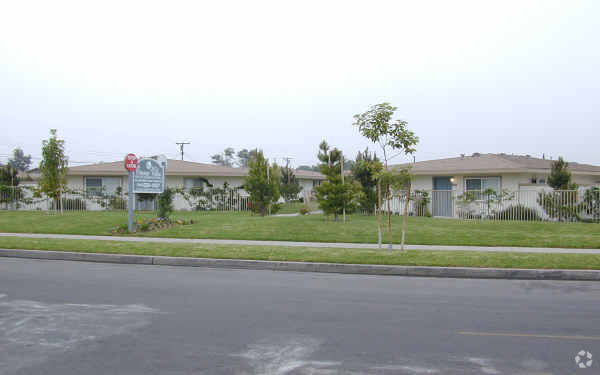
[458,331,600,341]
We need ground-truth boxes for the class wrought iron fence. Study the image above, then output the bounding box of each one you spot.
[0,186,251,213]
[2,185,599,222]
[369,187,600,223]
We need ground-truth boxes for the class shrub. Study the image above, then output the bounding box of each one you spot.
[157,188,174,218]
[270,203,281,215]
[493,204,542,221]
[109,196,127,210]
[299,205,310,215]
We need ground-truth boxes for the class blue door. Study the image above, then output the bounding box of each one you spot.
[432,177,453,217]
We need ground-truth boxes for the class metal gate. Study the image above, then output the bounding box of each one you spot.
[432,177,453,217]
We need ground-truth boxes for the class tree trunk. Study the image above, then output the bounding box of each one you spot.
[401,182,411,251]
[386,184,392,251]
[377,180,382,249]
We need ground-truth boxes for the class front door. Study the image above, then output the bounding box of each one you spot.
[432,177,453,217]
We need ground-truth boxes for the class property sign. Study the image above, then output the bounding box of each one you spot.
[133,158,165,193]
[124,153,138,172]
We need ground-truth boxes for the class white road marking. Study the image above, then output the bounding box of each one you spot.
[467,357,501,374]
[0,295,159,374]
[236,336,341,375]
[373,365,440,373]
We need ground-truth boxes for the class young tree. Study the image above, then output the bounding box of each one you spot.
[353,103,419,250]
[280,159,302,202]
[244,150,281,216]
[0,164,21,209]
[38,129,68,214]
[548,157,576,190]
[351,148,382,214]
[211,147,236,167]
[8,148,32,172]
[0,163,19,186]
[314,141,363,221]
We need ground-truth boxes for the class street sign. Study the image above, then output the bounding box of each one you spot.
[133,158,165,193]
[124,153,138,172]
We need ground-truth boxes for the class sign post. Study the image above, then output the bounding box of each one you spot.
[124,154,138,232]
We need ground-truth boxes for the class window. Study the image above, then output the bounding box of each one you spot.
[465,177,501,195]
[312,180,321,187]
[184,177,207,191]
[85,177,122,196]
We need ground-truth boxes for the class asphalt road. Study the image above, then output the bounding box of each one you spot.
[1,258,599,375]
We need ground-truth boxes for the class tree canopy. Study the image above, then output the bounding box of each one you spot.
[280,159,302,202]
[8,148,32,172]
[0,163,19,186]
[351,148,382,214]
[314,141,363,220]
[548,157,576,190]
[38,129,68,204]
[244,150,281,216]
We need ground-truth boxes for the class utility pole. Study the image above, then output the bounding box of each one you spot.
[175,142,190,161]
[282,156,294,183]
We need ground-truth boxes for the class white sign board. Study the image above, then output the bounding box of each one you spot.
[133,158,165,193]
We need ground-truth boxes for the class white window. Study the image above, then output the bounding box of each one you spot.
[85,177,122,196]
[312,180,321,187]
[465,177,501,194]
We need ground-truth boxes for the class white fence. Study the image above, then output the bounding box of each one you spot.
[0,187,251,213]
[3,186,599,223]
[376,188,600,223]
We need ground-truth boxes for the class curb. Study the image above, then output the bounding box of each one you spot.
[1,248,600,281]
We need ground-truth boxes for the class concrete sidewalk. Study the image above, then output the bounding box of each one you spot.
[1,232,599,254]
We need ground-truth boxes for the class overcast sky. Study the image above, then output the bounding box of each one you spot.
[1,0,598,168]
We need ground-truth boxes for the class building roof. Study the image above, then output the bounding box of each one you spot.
[67,159,326,179]
[392,153,600,176]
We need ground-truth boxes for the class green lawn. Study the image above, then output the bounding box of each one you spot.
[0,211,598,249]
[276,201,318,214]
[1,236,599,270]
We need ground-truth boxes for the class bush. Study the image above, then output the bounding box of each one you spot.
[493,204,542,221]
[299,205,310,215]
[157,188,174,218]
[270,203,281,215]
[109,196,127,210]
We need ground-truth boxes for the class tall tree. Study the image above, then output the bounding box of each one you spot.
[351,148,382,214]
[548,157,576,190]
[236,148,258,168]
[244,150,281,216]
[38,129,68,214]
[280,159,303,202]
[353,103,419,250]
[211,147,236,167]
[314,141,363,221]
[8,148,32,172]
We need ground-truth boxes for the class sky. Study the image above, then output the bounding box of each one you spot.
[1,0,599,169]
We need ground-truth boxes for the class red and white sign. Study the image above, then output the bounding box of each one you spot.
[124,153,138,172]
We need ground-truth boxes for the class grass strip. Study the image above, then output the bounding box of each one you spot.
[1,237,599,270]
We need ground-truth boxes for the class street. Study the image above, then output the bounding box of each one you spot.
[1,258,599,374]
